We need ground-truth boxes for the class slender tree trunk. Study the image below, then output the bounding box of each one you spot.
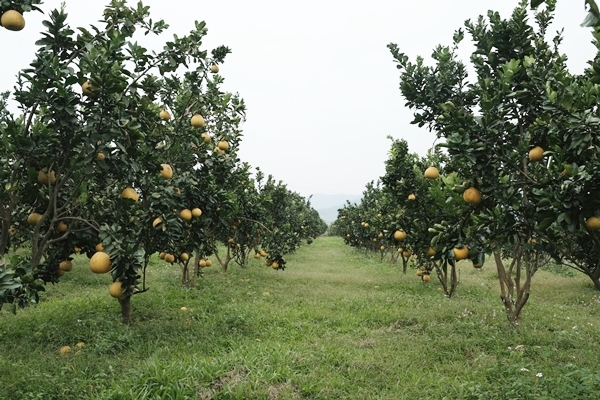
[192,250,201,288]
[215,245,232,273]
[0,218,10,256]
[434,260,448,294]
[494,250,517,324]
[119,296,132,325]
[181,262,189,287]
[390,251,399,265]
[0,190,16,257]
[433,259,459,298]
[449,260,459,297]
[587,262,600,291]
[493,245,537,325]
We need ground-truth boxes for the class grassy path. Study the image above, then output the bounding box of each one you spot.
[1,236,600,399]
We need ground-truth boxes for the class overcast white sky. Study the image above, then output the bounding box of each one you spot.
[0,1,594,198]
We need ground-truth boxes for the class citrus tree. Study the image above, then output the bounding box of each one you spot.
[379,138,483,296]
[388,1,560,323]
[0,0,245,323]
[528,0,600,292]
[523,44,600,289]
[380,139,434,274]
[211,163,260,273]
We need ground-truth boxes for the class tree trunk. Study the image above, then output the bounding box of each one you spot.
[587,263,600,291]
[493,245,537,326]
[119,295,132,325]
[0,218,10,256]
[590,275,600,291]
[449,260,458,297]
[494,250,518,324]
[433,259,459,298]
[390,251,399,265]
[215,245,232,273]
[181,263,189,287]
[192,249,201,288]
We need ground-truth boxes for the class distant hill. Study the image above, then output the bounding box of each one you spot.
[308,193,361,223]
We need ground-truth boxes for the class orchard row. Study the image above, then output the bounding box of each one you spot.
[0,2,326,323]
[332,1,600,324]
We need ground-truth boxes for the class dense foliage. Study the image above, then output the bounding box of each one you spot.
[0,0,326,323]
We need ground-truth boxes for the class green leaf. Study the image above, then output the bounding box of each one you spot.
[538,217,555,231]
[581,11,600,27]
[587,0,600,18]
[530,0,546,8]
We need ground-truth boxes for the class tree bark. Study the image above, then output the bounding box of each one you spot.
[192,249,202,288]
[215,245,232,273]
[119,296,132,325]
[433,259,459,298]
[588,262,600,291]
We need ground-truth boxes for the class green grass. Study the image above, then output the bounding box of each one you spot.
[2,237,600,399]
